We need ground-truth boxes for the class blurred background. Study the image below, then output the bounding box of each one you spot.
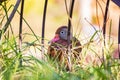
[1,0,120,44]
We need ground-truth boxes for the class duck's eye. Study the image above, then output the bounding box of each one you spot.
[60,31,64,34]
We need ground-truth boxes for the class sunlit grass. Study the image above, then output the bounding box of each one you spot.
[0,33,120,80]
[0,26,120,80]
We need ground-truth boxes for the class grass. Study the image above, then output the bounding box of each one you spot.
[0,0,120,80]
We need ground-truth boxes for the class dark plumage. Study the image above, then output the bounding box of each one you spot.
[47,26,82,68]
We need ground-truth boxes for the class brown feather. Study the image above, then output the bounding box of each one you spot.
[47,26,82,69]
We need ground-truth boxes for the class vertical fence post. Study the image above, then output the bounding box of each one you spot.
[67,0,75,71]
[41,0,48,57]
[102,0,110,62]
[0,0,21,39]
[19,0,24,67]
[118,17,120,59]
[102,0,110,44]
[112,0,120,7]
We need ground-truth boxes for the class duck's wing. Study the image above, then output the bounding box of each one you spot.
[72,37,82,56]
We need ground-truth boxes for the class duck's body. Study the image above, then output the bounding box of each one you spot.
[47,26,82,68]
[47,26,82,70]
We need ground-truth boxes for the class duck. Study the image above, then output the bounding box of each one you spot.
[47,26,82,70]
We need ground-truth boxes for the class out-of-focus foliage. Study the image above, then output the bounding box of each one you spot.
[6,0,59,15]
[0,0,7,3]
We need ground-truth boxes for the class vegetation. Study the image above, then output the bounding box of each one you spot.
[0,0,120,80]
